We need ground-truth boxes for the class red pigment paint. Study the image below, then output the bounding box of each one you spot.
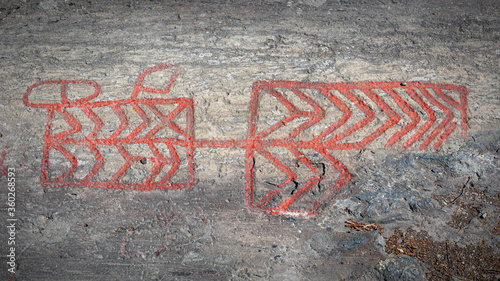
[24,65,194,191]
[0,146,8,175]
[24,65,468,217]
[246,80,467,217]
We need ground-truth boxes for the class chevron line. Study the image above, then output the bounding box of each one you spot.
[418,86,454,150]
[277,142,324,212]
[382,85,420,147]
[285,142,317,173]
[357,84,401,148]
[434,121,457,150]
[434,84,468,137]
[254,143,296,189]
[127,104,150,140]
[311,147,352,213]
[143,143,166,186]
[53,109,82,139]
[402,86,437,149]
[312,86,352,144]
[276,175,320,211]
[253,83,325,141]
[80,107,103,139]
[285,86,325,140]
[325,86,376,150]
[256,86,300,139]
[82,145,104,182]
[49,142,78,182]
[110,105,128,140]
[158,142,181,184]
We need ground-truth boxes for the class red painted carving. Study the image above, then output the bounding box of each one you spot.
[246,81,467,216]
[24,65,468,217]
[23,65,194,190]
[0,146,8,175]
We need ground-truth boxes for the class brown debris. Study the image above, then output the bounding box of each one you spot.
[344,220,382,232]
[493,220,500,236]
[385,227,500,281]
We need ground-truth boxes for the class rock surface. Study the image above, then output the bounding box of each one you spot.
[0,0,499,280]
